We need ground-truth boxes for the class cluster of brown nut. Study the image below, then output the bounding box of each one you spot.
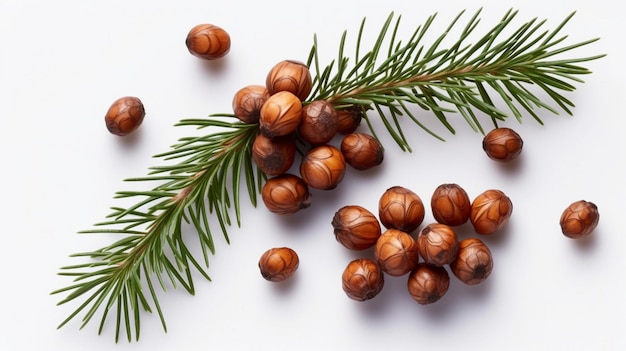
[102,23,601,294]
[229,59,384,215]
[334,184,512,304]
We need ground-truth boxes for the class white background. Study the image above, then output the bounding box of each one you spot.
[1,0,624,350]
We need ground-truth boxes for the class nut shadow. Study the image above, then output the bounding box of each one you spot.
[198,57,230,76]
[570,228,600,254]
[493,152,526,175]
[267,270,301,295]
[114,126,144,150]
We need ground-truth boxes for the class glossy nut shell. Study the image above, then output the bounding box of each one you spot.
[341,133,384,170]
[252,133,296,176]
[407,263,450,305]
[258,247,299,282]
[482,127,523,162]
[232,85,270,124]
[299,145,346,190]
[104,96,145,136]
[431,183,471,226]
[332,205,382,250]
[450,238,493,285]
[335,106,363,134]
[259,91,302,138]
[378,186,425,233]
[374,229,419,277]
[185,24,231,60]
[298,100,338,145]
[266,60,312,101]
[560,200,599,238]
[417,223,459,266]
[261,174,311,215]
[470,189,513,235]
[342,258,385,301]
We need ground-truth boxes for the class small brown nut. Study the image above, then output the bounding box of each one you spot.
[482,127,523,162]
[232,85,270,124]
[450,238,493,285]
[298,100,338,145]
[342,258,385,301]
[252,133,296,176]
[378,186,425,233]
[560,200,599,239]
[299,145,346,190]
[259,91,302,138]
[258,247,299,282]
[470,189,513,235]
[341,133,384,170]
[332,205,382,250]
[374,229,419,277]
[261,174,311,215]
[104,96,145,136]
[266,60,312,101]
[431,183,471,226]
[335,106,363,134]
[407,263,450,305]
[417,223,459,266]
[185,24,231,60]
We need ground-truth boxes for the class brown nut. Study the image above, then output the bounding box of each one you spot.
[374,229,419,277]
[378,186,425,233]
[342,258,385,301]
[299,145,346,190]
[482,127,523,162]
[340,133,384,170]
[450,238,493,285]
[104,96,145,136]
[232,85,270,124]
[259,91,302,138]
[431,183,471,226]
[560,200,599,239]
[417,223,459,266]
[470,189,513,235]
[332,205,382,250]
[335,106,363,134]
[266,60,312,101]
[252,133,296,176]
[185,24,231,60]
[261,174,311,215]
[407,263,450,305]
[298,100,338,145]
[258,247,299,282]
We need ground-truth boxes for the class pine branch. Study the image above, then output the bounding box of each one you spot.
[52,116,260,342]
[307,9,604,151]
[52,9,603,342]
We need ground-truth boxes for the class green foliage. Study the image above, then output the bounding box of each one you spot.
[52,117,260,342]
[307,9,604,151]
[52,9,603,342]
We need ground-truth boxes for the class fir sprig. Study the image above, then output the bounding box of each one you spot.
[308,9,603,151]
[52,117,260,342]
[52,9,603,342]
